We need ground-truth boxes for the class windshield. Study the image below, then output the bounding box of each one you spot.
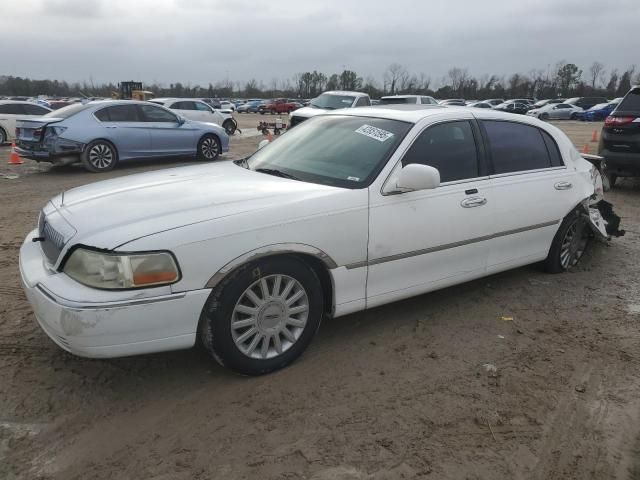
[618,89,640,111]
[245,115,411,188]
[380,97,417,104]
[44,102,92,118]
[310,93,356,110]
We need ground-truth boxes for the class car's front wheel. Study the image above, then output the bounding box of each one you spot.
[200,256,324,375]
[197,134,220,161]
[570,113,579,120]
[81,140,118,172]
[544,210,590,273]
[539,113,549,121]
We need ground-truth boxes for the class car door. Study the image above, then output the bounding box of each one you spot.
[168,101,197,122]
[93,104,152,158]
[554,104,572,119]
[366,118,494,308]
[479,119,577,273]
[137,103,196,156]
[0,103,27,141]
[194,100,221,123]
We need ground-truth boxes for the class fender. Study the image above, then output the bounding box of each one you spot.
[204,243,338,289]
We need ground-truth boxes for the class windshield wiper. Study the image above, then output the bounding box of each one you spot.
[254,168,301,181]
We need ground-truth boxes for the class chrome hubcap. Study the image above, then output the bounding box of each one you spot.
[231,274,309,360]
[89,144,113,169]
[560,219,588,269]
[201,137,219,159]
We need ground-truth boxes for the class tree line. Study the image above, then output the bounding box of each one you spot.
[1,60,638,100]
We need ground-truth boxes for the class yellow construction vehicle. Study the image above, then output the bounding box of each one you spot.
[111,81,155,101]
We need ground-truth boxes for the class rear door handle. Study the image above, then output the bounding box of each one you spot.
[554,181,573,190]
[105,125,118,129]
[460,197,487,208]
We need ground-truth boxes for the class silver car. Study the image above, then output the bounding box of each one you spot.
[526,103,583,121]
[15,100,229,172]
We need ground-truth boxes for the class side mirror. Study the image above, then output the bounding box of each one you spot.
[396,164,440,192]
[177,116,185,125]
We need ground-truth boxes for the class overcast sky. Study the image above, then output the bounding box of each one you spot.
[3,0,639,87]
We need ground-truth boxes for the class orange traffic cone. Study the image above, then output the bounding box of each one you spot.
[8,142,23,165]
[582,144,590,154]
[591,130,598,142]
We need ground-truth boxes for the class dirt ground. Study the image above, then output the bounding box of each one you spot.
[1,115,639,480]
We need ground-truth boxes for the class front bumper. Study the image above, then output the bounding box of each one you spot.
[19,229,211,358]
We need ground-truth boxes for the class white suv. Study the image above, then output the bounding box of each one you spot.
[151,98,237,135]
[380,95,438,105]
[0,100,52,144]
[289,91,370,128]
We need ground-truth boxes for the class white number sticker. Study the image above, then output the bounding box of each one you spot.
[355,124,394,142]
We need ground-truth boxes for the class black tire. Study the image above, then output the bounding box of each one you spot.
[570,113,578,120]
[222,119,236,136]
[0,127,7,145]
[260,110,266,115]
[200,256,324,375]
[540,113,549,121]
[81,140,118,173]
[197,134,220,161]
[544,209,590,273]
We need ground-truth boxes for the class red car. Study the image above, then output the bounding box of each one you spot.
[259,98,301,115]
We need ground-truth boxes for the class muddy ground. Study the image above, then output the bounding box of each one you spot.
[1,115,639,480]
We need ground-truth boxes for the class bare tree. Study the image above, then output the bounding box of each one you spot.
[589,61,605,89]
[447,67,469,96]
[383,63,408,95]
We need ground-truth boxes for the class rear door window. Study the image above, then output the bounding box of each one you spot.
[195,101,212,111]
[0,104,26,114]
[482,120,556,174]
[98,105,140,122]
[402,121,479,182]
[23,104,50,115]
[171,101,196,110]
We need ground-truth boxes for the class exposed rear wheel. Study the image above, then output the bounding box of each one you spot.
[200,256,323,375]
[81,140,118,172]
[222,119,236,136]
[197,134,220,160]
[544,210,590,273]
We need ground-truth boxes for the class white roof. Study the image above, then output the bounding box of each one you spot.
[325,104,553,126]
[321,90,369,97]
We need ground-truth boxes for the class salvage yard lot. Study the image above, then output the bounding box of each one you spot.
[1,117,639,479]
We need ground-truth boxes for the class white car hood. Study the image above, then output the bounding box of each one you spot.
[289,106,331,120]
[51,162,341,250]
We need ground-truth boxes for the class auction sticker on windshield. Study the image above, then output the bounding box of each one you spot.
[355,124,394,142]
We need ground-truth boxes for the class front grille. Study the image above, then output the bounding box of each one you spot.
[39,213,65,264]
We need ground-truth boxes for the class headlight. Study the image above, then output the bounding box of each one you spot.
[63,248,180,289]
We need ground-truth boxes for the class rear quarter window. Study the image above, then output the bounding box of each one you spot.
[482,120,557,174]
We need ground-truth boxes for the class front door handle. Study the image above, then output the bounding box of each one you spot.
[461,196,487,208]
[105,125,118,129]
[554,181,573,190]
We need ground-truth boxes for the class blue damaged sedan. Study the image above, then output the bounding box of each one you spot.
[15,100,229,172]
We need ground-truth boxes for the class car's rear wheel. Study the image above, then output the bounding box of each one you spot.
[197,134,220,160]
[544,210,590,273]
[200,256,323,375]
[222,119,236,136]
[81,140,118,172]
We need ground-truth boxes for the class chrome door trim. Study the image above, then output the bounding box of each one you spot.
[345,220,559,269]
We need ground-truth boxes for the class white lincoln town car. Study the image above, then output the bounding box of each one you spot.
[20,105,621,375]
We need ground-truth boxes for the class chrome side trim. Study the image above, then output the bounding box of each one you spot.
[205,243,339,289]
[36,285,187,310]
[345,220,559,269]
